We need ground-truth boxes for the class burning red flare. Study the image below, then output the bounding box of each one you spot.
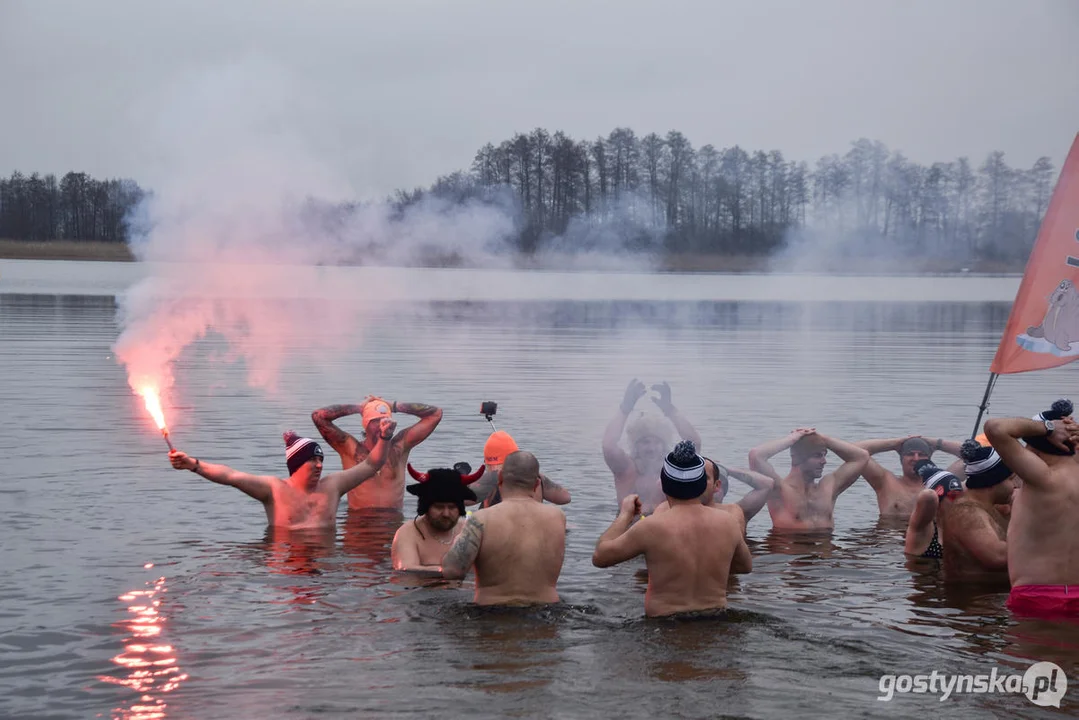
[140,387,168,431]
[138,387,174,451]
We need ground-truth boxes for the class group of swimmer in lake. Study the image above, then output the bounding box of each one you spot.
[165,380,1079,620]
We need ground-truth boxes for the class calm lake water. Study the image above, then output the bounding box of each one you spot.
[2,259,1077,719]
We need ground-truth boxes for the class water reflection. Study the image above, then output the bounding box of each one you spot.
[762,530,838,559]
[1002,617,1079,673]
[444,607,566,694]
[261,526,338,607]
[340,507,407,592]
[642,615,751,684]
[98,573,187,720]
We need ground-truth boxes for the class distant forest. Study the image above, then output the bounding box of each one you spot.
[0,129,1057,263]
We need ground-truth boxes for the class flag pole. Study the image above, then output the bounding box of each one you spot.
[971,372,999,439]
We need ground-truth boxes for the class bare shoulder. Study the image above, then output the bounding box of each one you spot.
[878,468,900,485]
[718,503,746,525]
[530,502,566,530]
[541,502,566,519]
[818,471,840,489]
[628,513,658,539]
[946,500,989,529]
[709,504,742,528]
[1049,461,1079,487]
[393,519,419,542]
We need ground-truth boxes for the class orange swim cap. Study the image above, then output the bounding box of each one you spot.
[484,431,518,466]
[361,397,393,428]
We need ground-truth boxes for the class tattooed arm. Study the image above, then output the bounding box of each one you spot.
[324,420,396,499]
[465,470,498,506]
[390,401,444,451]
[441,513,485,580]
[932,437,965,460]
[540,474,571,505]
[310,404,365,460]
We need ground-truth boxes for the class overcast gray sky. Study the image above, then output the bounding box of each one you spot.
[2,0,1077,199]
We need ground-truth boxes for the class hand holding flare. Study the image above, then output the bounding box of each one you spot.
[139,387,175,451]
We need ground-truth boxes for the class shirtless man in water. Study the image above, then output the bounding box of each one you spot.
[929,445,1015,584]
[441,451,565,605]
[985,399,1079,617]
[856,435,964,519]
[603,379,702,514]
[650,457,775,534]
[748,428,869,531]
[311,396,442,509]
[593,440,752,617]
[391,465,477,572]
[167,420,395,530]
[466,430,571,508]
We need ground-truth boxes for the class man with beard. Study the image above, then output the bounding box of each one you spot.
[855,435,965,519]
[391,464,482,571]
[593,440,753,618]
[311,395,443,510]
[650,457,775,534]
[748,428,870,531]
[985,399,1079,617]
[603,379,702,514]
[925,439,1016,584]
[167,420,396,530]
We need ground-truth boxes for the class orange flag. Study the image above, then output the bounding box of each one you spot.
[990,133,1079,375]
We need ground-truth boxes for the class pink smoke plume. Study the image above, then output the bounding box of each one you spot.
[112,56,513,409]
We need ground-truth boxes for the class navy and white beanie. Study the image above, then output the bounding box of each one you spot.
[284,430,324,475]
[960,439,1012,489]
[660,440,707,500]
[1024,399,1076,456]
[914,459,963,499]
